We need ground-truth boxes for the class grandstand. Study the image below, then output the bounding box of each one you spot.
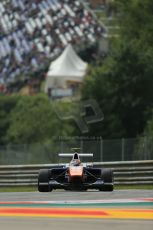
[0,0,106,93]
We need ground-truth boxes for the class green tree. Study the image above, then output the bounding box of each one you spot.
[0,95,19,144]
[82,0,153,138]
[6,94,74,144]
[82,61,125,138]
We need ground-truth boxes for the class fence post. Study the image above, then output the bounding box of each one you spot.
[121,138,125,161]
[100,137,103,162]
[144,136,147,160]
[60,141,64,153]
[80,139,83,153]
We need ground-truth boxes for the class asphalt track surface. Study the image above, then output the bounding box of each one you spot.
[0,190,152,230]
[0,189,152,202]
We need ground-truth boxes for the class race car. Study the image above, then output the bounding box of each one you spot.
[38,151,114,192]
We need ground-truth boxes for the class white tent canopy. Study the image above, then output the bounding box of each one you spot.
[45,44,88,92]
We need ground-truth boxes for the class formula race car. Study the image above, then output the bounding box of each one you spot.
[38,151,114,192]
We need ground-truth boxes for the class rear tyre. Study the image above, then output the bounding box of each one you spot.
[100,169,114,192]
[38,169,52,192]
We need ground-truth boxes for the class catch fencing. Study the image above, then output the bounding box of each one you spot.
[0,137,153,165]
[0,160,153,187]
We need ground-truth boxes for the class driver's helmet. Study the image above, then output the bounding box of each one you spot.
[71,159,81,166]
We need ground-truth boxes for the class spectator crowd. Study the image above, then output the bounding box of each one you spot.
[0,0,106,91]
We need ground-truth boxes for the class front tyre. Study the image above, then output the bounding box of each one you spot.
[38,169,52,192]
[100,169,114,192]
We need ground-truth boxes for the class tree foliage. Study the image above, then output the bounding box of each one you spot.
[82,0,153,138]
[0,95,19,144]
[4,95,73,144]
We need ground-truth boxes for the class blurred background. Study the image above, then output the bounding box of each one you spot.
[0,0,153,164]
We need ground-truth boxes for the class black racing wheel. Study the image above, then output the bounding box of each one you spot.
[38,169,52,192]
[100,168,114,191]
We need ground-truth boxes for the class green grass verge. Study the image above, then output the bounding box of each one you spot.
[115,185,153,190]
[0,186,37,193]
[0,185,152,192]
